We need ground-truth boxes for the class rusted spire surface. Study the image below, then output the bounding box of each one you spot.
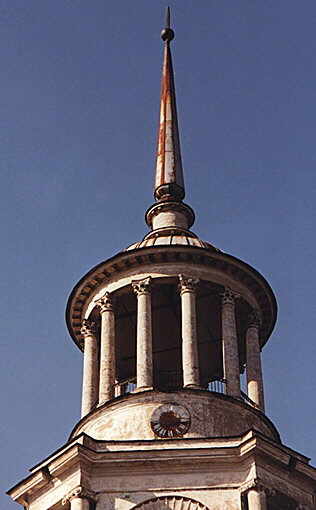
[154,7,185,202]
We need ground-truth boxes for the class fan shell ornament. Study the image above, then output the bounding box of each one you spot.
[150,403,191,438]
[132,495,210,510]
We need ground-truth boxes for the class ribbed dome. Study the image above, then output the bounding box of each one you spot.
[126,228,220,252]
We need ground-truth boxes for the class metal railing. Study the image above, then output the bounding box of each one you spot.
[207,378,227,394]
[114,376,259,410]
[114,374,227,396]
[114,377,137,397]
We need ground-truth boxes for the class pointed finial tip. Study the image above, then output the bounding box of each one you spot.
[161,6,174,42]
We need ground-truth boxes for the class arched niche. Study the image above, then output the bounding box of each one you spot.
[132,496,210,510]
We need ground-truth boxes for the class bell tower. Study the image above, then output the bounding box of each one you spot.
[8,9,316,510]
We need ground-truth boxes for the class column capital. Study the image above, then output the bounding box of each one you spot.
[62,486,97,505]
[80,319,96,338]
[248,308,262,328]
[221,287,239,305]
[240,478,274,497]
[132,276,152,296]
[178,274,199,294]
[96,291,113,313]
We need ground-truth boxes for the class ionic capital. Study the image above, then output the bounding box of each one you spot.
[240,478,273,496]
[221,287,239,306]
[62,486,97,505]
[178,274,199,294]
[80,319,96,338]
[248,309,262,329]
[96,291,113,313]
[132,277,152,296]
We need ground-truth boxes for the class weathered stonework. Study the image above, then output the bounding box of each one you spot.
[97,291,115,403]
[178,275,200,388]
[132,277,153,390]
[8,430,316,510]
[62,486,97,505]
[221,287,241,398]
[66,247,277,350]
[246,310,265,411]
[69,391,280,442]
[80,319,98,417]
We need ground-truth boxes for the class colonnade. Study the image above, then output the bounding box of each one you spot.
[80,276,265,418]
[61,483,308,510]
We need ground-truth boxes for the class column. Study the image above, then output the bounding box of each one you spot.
[179,274,200,388]
[96,292,115,404]
[62,487,96,510]
[246,309,265,411]
[221,287,241,397]
[132,277,153,391]
[70,499,89,510]
[80,319,98,418]
[247,487,267,510]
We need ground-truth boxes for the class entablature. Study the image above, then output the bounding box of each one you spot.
[8,430,316,510]
[66,245,277,352]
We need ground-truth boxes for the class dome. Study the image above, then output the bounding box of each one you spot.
[126,228,220,252]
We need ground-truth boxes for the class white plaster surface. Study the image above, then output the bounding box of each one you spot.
[71,391,278,441]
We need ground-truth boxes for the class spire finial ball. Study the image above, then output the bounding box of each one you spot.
[161,27,174,42]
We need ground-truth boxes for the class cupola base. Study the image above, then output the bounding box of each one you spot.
[69,389,280,443]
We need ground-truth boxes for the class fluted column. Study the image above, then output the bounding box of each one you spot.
[96,292,115,404]
[132,277,153,391]
[221,288,241,397]
[247,487,267,510]
[246,309,265,411]
[179,275,200,388]
[80,319,98,418]
[62,487,96,510]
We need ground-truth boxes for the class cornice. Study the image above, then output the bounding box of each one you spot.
[66,245,277,351]
[7,470,48,505]
[8,429,316,507]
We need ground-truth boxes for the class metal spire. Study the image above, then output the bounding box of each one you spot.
[154,7,185,202]
[165,6,171,31]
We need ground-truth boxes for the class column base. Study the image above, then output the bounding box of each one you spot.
[97,396,112,407]
[134,386,154,393]
[183,384,202,390]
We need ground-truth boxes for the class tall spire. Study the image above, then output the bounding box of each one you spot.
[154,7,185,202]
[145,8,195,233]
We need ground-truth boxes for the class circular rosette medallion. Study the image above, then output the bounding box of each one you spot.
[150,403,191,438]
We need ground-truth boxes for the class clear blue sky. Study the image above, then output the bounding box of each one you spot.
[2,2,316,508]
